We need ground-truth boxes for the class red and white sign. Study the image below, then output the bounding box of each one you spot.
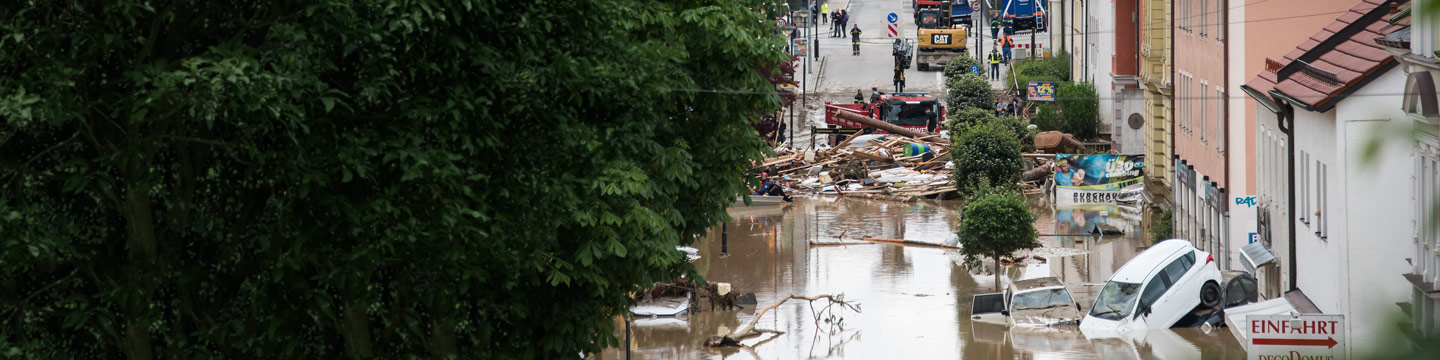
[1246,314,1345,360]
[887,23,898,38]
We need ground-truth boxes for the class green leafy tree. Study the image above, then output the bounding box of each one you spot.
[1032,103,1063,132]
[956,187,1040,289]
[1008,51,1070,97]
[942,55,982,80]
[948,105,995,129]
[1151,209,1175,244]
[949,122,1024,196]
[946,73,994,114]
[1057,82,1101,139]
[990,115,1035,151]
[947,107,1031,147]
[0,0,783,358]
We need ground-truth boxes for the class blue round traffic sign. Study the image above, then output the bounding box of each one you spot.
[887,13,898,24]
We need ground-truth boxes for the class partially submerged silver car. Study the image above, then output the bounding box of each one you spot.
[971,277,1084,327]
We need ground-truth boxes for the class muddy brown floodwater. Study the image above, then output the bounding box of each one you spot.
[595,196,1248,359]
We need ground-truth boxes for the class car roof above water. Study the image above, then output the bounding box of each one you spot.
[1109,239,1195,283]
[1010,277,1066,293]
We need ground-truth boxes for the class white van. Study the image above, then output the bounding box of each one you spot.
[1079,239,1223,332]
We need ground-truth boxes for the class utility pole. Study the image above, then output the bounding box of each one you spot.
[978,0,986,59]
[814,0,821,61]
[805,1,814,148]
[1061,0,1068,80]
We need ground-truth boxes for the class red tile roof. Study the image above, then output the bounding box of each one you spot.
[1244,0,1406,111]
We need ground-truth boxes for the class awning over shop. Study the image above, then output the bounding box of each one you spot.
[1239,242,1277,273]
[1225,289,1322,352]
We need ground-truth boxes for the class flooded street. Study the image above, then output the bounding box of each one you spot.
[598,197,1247,359]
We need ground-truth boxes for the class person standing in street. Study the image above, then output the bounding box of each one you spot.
[777,120,787,145]
[924,107,938,133]
[1000,34,1014,63]
[869,87,881,103]
[850,25,862,55]
[820,2,828,24]
[829,10,840,36]
[854,89,865,104]
[990,14,1001,39]
[893,63,905,93]
[988,46,1001,81]
[840,10,849,33]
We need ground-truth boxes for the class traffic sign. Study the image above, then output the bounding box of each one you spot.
[887,12,898,24]
[887,23,898,38]
[970,65,980,74]
[1246,314,1345,360]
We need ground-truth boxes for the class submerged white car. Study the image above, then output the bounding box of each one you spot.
[971,277,1084,327]
[1080,239,1223,332]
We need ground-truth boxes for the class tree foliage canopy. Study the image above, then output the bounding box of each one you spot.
[1030,82,1099,140]
[946,73,994,114]
[0,0,785,358]
[1055,82,1101,140]
[955,187,1040,282]
[949,122,1024,196]
[942,55,982,80]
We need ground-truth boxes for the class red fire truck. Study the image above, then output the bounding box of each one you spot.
[822,92,946,141]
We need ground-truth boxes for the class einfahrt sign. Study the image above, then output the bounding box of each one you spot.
[1247,314,1345,360]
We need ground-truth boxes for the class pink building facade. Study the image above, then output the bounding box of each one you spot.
[1172,0,1232,269]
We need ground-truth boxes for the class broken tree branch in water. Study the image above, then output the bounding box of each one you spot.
[704,294,860,348]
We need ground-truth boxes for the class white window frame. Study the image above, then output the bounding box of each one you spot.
[1200,0,1209,38]
[1419,138,1440,286]
[1217,0,1227,43]
[1200,79,1209,145]
[1317,161,1327,239]
[1216,87,1226,154]
[1178,0,1187,33]
[1300,151,1310,225]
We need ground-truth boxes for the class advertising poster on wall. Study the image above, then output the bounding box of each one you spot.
[1054,154,1146,206]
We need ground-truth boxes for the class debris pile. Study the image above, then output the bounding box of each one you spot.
[758,131,958,201]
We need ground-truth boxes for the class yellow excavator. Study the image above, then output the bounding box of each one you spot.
[915,1,969,71]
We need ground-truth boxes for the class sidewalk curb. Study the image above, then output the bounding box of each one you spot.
[814,56,827,93]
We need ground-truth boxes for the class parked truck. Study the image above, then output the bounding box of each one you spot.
[915,1,969,71]
[823,92,946,144]
[1001,0,1048,33]
[950,0,977,26]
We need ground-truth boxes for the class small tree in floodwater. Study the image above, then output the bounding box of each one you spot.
[956,186,1041,290]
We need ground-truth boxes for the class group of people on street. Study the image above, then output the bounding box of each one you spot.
[995,92,1025,118]
[986,14,1016,80]
[829,8,848,37]
[820,2,862,56]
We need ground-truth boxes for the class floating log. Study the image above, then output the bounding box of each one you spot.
[862,237,962,249]
[835,110,950,145]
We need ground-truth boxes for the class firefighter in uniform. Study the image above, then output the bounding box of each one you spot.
[894,62,906,93]
[988,46,1002,81]
[989,14,1001,39]
[850,25,862,55]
